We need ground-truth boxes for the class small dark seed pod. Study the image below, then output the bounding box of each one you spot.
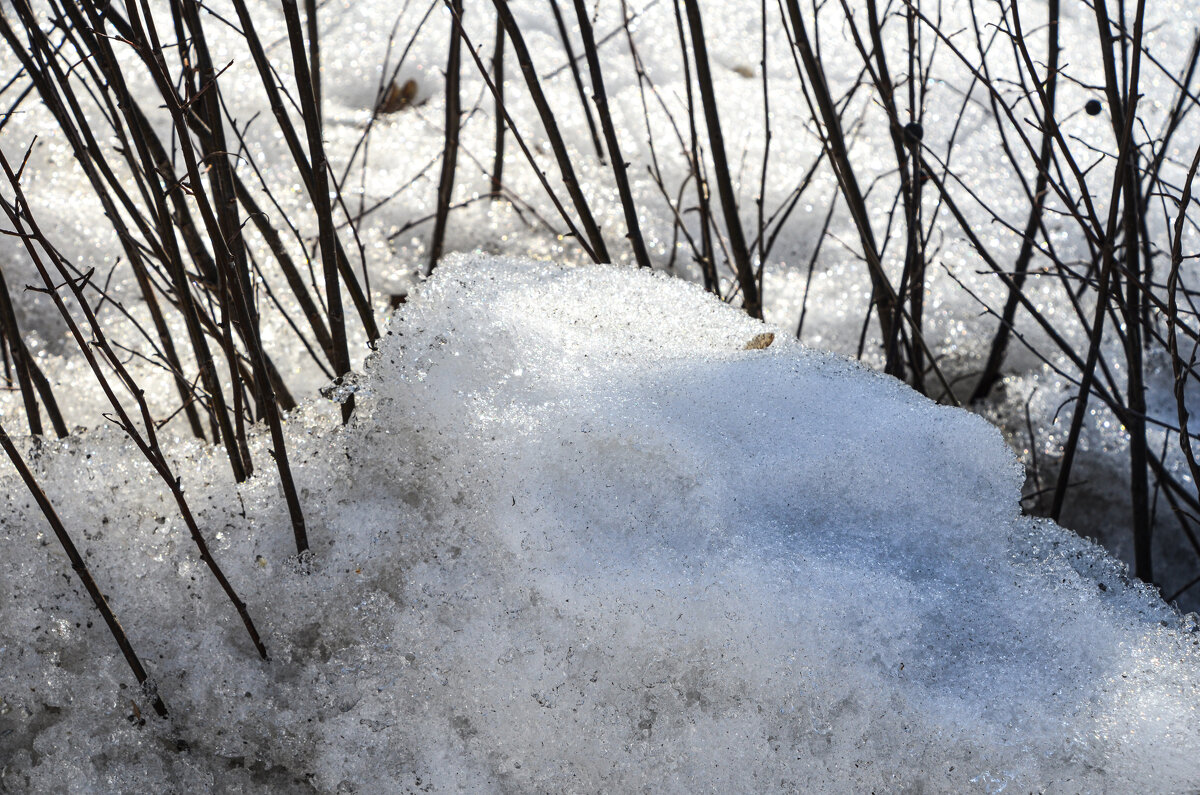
[903,121,924,145]
[1085,99,1103,116]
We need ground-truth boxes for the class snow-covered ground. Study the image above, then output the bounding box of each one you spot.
[5,0,1200,594]
[3,256,1200,791]
[4,0,1200,789]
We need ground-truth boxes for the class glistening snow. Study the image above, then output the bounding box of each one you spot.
[2,256,1198,791]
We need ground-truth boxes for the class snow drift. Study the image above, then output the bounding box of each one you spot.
[2,255,1199,792]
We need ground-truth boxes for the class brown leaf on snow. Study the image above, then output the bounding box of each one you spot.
[377,79,419,114]
[743,332,775,350]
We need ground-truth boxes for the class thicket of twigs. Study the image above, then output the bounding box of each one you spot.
[2,0,1200,715]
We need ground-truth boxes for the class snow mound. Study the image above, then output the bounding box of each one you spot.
[3,254,1199,792]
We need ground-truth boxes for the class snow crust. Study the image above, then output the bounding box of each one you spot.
[3,255,1199,792]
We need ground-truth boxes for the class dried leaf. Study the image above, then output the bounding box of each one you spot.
[744,332,775,350]
[377,79,419,115]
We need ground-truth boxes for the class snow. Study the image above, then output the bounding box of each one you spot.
[3,0,1200,787]
[3,255,1200,791]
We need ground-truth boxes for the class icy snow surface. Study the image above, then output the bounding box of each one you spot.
[3,255,1200,792]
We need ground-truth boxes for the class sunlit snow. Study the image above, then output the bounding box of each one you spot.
[3,256,1199,791]
[4,0,1200,789]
